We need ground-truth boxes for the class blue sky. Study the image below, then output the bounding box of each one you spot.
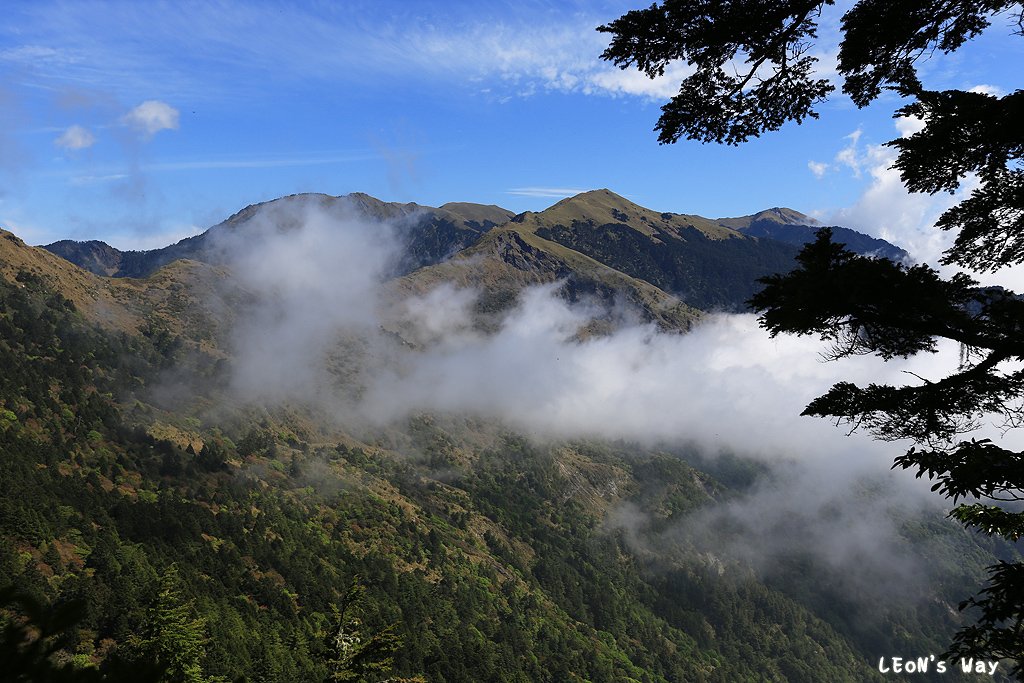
[1,0,1019,262]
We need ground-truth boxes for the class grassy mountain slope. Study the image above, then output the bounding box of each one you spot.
[508,190,800,311]
[2,227,238,393]
[1,228,148,334]
[438,202,516,229]
[395,225,703,332]
[511,189,737,240]
[715,207,819,230]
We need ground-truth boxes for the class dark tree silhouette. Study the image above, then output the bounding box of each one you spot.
[0,587,165,682]
[599,0,1024,672]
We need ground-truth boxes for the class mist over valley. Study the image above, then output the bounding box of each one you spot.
[1,188,1016,680]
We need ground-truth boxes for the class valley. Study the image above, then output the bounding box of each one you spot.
[0,190,1007,682]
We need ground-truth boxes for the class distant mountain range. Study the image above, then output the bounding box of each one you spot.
[38,189,909,328]
[42,192,516,279]
[718,206,908,262]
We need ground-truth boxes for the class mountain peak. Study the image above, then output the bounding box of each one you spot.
[43,239,126,277]
[520,188,738,241]
[550,188,633,211]
[755,207,820,226]
[716,207,819,230]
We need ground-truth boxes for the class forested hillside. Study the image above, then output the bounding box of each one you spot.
[0,261,1012,681]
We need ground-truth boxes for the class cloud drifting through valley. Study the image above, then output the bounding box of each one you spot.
[213,201,1020,472]
[197,200,1024,602]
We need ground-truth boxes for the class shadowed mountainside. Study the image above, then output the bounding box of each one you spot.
[509,189,801,311]
[718,207,910,263]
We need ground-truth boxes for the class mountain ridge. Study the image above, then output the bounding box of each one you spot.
[43,192,516,279]
[40,189,908,281]
[27,189,916,335]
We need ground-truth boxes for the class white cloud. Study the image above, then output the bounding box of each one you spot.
[834,128,864,176]
[587,62,692,99]
[811,121,960,264]
[894,115,925,138]
[809,47,841,83]
[2,3,692,103]
[54,124,95,150]
[361,294,1009,461]
[122,100,179,136]
[823,119,1024,291]
[413,21,693,101]
[506,187,591,198]
[201,201,1022,592]
[969,84,1004,96]
[211,200,399,403]
[806,128,868,178]
[208,202,1024,467]
[829,141,964,266]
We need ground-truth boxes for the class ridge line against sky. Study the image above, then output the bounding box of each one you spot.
[0,0,1020,280]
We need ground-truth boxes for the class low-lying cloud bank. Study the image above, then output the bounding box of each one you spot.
[213,201,1019,469]
[209,200,398,404]
[201,202,1020,604]
[363,287,957,462]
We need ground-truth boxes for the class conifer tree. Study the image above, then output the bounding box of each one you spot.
[600,0,1024,671]
[127,566,221,683]
[323,576,423,683]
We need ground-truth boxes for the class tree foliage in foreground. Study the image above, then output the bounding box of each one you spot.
[600,0,1024,672]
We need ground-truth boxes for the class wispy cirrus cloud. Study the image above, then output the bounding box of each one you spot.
[506,187,591,198]
[68,173,128,186]
[62,151,383,186]
[1,2,683,103]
